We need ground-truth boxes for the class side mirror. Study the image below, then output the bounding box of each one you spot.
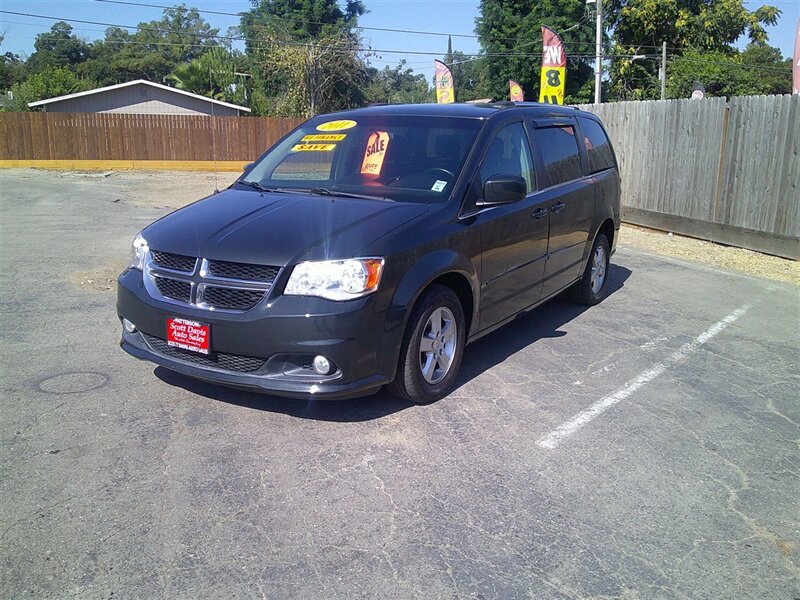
[480,175,527,206]
[242,162,255,174]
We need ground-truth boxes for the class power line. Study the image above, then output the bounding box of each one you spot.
[93,0,481,40]
[7,9,785,75]
[0,10,608,59]
[92,0,598,46]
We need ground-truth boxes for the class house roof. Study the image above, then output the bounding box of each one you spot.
[28,79,252,112]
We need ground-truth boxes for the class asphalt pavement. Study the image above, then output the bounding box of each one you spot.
[1,170,798,599]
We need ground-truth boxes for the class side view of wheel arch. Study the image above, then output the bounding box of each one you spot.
[391,250,479,336]
[598,218,616,250]
[426,272,474,338]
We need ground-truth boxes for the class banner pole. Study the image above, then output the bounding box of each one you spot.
[594,0,603,104]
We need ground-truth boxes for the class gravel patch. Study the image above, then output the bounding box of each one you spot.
[619,225,799,285]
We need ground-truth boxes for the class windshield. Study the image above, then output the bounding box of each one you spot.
[241,115,483,203]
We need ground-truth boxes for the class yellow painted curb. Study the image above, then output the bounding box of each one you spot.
[0,160,250,172]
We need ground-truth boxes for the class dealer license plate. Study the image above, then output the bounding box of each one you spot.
[166,318,210,355]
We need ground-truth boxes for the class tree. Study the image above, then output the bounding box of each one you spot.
[3,66,95,111]
[168,47,247,105]
[26,22,91,73]
[665,44,791,98]
[1,34,28,91]
[607,0,780,51]
[252,28,369,116]
[78,6,221,86]
[241,0,365,41]
[475,0,595,104]
[241,0,369,116]
[448,51,488,102]
[364,60,430,105]
[606,0,782,100]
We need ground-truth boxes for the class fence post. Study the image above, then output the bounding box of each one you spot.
[711,100,730,224]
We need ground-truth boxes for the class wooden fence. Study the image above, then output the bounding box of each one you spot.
[1,98,798,257]
[577,95,799,259]
[0,112,303,161]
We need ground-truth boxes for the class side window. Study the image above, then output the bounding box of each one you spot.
[533,125,583,188]
[480,122,536,193]
[579,117,616,173]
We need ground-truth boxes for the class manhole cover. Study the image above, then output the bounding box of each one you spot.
[38,372,107,394]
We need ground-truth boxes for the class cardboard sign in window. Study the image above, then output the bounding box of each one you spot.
[361,131,390,176]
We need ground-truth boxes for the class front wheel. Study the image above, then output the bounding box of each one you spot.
[388,285,465,404]
[571,233,611,305]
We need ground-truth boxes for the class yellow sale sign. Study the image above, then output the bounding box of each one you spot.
[539,26,566,105]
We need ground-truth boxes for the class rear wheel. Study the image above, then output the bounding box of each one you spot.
[388,285,465,404]
[571,233,611,305]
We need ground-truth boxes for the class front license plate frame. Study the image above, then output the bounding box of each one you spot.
[166,317,211,355]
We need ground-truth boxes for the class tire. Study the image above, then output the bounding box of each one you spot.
[571,233,611,306]
[387,284,466,404]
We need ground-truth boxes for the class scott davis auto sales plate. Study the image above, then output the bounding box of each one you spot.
[166,317,210,354]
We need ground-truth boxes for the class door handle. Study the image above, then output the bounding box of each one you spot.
[531,207,547,220]
[551,201,566,214]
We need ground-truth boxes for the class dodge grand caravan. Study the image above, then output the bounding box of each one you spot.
[117,102,621,403]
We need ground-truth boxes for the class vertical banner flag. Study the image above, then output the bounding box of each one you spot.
[434,60,455,104]
[509,80,525,101]
[793,16,799,95]
[539,26,566,105]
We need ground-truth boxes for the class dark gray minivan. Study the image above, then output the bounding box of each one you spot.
[118,102,620,404]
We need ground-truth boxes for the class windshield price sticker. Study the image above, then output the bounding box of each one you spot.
[302,134,346,142]
[316,119,357,132]
[361,131,390,176]
[291,143,337,152]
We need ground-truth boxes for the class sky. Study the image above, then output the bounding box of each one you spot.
[0,0,797,82]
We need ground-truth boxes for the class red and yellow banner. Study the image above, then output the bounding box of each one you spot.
[509,80,524,102]
[539,26,566,105]
[434,60,455,104]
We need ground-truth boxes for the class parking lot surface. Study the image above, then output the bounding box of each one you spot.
[1,170,798,599]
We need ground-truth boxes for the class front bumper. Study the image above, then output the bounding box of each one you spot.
[117,268,405,400]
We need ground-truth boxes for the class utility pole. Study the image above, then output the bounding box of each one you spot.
[660,41,667,100]
[594,0,603,104]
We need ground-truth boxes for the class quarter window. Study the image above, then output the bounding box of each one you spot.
[579,117,616,173]
[533,126,583,187]
[479,122,536,193]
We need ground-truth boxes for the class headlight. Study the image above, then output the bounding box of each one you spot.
[129,233,149,270]
[285,258,384,301]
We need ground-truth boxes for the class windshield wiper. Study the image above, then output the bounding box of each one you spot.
[238,180,284,193]
[308,187,390,201]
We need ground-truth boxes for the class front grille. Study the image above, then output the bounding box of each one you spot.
[151,251,197,273]
[143,333,266,373]
[154,276,191,302]
[208,259,279,283]
[202,286,265,311]
[146,252,277,313]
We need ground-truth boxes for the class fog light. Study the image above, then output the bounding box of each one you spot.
[312,355,334,375]
[122,318,137,333]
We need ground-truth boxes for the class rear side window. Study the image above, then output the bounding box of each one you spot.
[533,126,583,187]
[579,117,616,173]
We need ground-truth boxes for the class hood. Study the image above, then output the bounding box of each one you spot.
[142,188,429,266]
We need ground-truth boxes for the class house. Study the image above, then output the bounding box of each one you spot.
[28,79,250,116]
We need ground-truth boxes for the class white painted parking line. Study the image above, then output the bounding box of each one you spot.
[536,305,751,450]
